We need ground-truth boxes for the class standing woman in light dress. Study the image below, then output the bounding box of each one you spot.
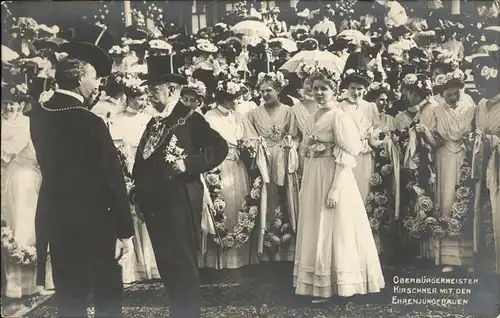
[432,69,477,273]
[394,73,438,260]
[470,55,500,274]
[293,67,385,306]
[247,71,295,262]
[200,77,259,269]
[337,52,384,202]
[1,86,54,313]
[289,64,318,173]
[112,80,161,284]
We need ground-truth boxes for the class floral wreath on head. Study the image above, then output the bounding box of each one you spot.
[431,49,460,71]
[433,69,465,87]
[256,71,289,89]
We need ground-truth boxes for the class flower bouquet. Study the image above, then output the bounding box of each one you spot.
[1,219,37,265]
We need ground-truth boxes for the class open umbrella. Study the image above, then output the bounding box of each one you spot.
[279,49,345,74]
[268,37,298,53]
[231,20,273,39]
[337,29,371,45]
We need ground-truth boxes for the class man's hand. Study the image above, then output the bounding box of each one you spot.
[115,238,134,266]
[172,159,187,174]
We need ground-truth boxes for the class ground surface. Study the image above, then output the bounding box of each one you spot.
[19,261,500,318]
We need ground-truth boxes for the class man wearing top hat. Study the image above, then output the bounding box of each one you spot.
[29,23,134,317]
[131,54,228,317]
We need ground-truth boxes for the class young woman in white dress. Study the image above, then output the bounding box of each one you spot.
[247,72,296,262]
[337,53,384,203]
[293,67,385,305]
[200,77,260,269]
[1,91,54,313]
[112,83,161,284]
[432,70,477,273]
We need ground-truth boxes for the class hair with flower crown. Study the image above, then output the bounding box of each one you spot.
[256,71,288,90]
[4,82,30,102]
[215,76,244,101]
[433,69,465,92]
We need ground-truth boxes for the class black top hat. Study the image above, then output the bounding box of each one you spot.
[142,55,187,86]
[58,23,115,77]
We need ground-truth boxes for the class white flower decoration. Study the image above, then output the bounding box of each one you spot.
[345,69,355,75]
[404,74,418,85]
[480,66,498,80]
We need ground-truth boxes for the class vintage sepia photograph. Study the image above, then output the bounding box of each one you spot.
[1,0,499,317]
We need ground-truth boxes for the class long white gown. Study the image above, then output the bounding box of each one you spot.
[109,110,161,283]
[293,106,385,298]
[199,107,259,269]
[2,140,54,298]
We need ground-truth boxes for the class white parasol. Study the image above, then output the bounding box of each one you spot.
[231,20,273,39]
[268,37,298,53]
[279,49,345,74]
[337,29,371,45]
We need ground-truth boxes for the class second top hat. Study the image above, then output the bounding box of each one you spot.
[142,55,187,86]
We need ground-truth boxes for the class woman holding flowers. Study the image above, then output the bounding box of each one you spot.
[247,71,295,262]
[293,66,385,304]
[200,77,259,269]
[395,73,437,260]
[337,52,383,203]
[471,55,500,274]
[433,69,477,273]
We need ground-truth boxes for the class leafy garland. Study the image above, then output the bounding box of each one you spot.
[393,122,439,239]
[425,131,476,239]
[1,219,37,265]
[365,143,395,234]
[205,140,263,250]
[263,203,294,250]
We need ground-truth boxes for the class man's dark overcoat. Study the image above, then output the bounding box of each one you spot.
[29,92,133,316]
[132,101,228,317]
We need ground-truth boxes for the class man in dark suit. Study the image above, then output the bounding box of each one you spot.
[29,24,133,317]
[132,55,228,318]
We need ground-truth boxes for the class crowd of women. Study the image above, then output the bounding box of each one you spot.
[1,0,500,310]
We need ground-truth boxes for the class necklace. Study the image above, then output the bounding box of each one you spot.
[40,103,89,112]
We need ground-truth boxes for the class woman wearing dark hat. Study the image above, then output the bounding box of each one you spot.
[180,79,206,113]
[293,65,384,305]
[199,77,260,269]
[338,52,382,203]
[470,54,500,275]
[432,69,477,273]
[247,71,296,262]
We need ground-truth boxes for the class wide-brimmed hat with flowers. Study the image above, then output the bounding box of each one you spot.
[196,39,218,54]
[401,73,433,96]
[215,77,244,101]
[181,79,207,99]
[365,82,394,101]
[433,69,465,93]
